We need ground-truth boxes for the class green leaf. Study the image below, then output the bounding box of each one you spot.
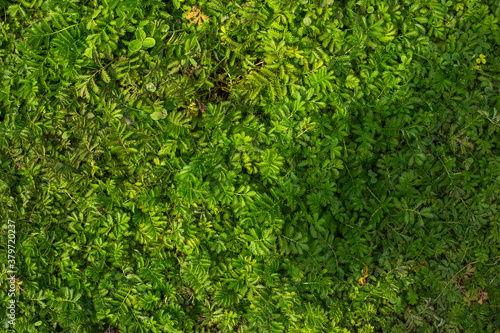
[145,82,156,92]
[345,74,360,89]
[303,17,312,26]
[128,39,142,53]
[135,28,146,41]
[101,70,111,83]
[151,109,167,120]
[142,37,156,48]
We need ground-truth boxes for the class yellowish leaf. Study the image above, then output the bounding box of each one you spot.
[358,267,369,286]
[186,6,210,26]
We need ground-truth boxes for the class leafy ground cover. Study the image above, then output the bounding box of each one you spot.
[1,0,499,332]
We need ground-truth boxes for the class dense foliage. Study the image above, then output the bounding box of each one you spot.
[1,0,499,332]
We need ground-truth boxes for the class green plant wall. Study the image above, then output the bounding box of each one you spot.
[0,0,499,332]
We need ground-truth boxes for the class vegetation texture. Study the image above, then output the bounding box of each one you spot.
[1,0,499,332]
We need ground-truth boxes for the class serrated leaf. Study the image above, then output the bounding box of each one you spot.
[90,79,99,93]
[101,70,110,83]
[345,74,360,89]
